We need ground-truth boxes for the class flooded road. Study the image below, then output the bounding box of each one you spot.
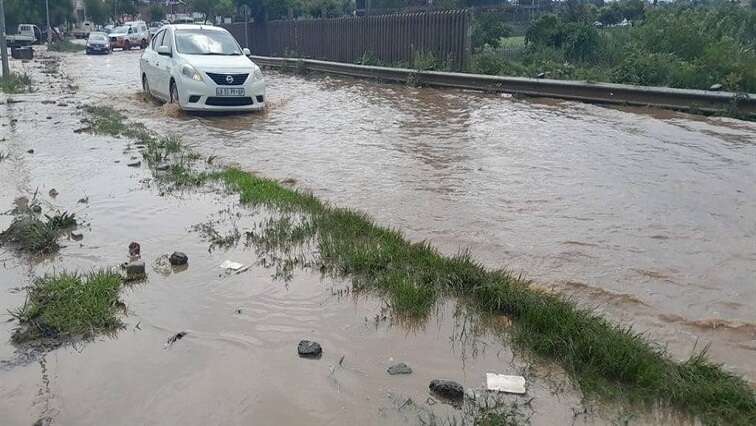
[0,49,754,425]
[68,51,756,378]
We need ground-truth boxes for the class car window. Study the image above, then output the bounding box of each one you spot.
[160,30,173,50]
[151,30,164,49]
[175,29,241,55]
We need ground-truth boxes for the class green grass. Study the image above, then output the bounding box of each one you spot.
[0,211,78,254]
[11,271,124,343]
[82,105,756,425]
[499,36,525,49]
[0,72,32,94]
[47,39,86,53]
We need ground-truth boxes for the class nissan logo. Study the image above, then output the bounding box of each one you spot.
[225,75,234,84]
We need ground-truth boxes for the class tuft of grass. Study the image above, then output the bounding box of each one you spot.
[0,72,33,94]
[11,271,124,343]
[47,40,86,53]
[82,104,756,424]
[0,211,77,254]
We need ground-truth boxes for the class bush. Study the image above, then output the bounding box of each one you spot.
[472,12,512,50]
[0,72,32,93]
[471,47,527,76]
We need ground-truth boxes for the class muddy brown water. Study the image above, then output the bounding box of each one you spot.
[0,49,753,424]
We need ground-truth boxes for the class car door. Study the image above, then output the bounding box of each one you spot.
[152,28,174,99]
[141,30,163,92]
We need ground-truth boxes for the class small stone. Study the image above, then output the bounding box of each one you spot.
[31,205,42,214]
[297,340,322,358]
[127,161,141,167]
[70,231,83,241]
[27,149,34,154]
[128,242,141,257]
[169,251,188,266]
[48,188,58,197]
[124,261,146,279]
[46,116,52,120]
[429,379,464,400]
[387,362,413,375]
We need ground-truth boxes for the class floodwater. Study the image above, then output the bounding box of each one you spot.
[0,48,753,424]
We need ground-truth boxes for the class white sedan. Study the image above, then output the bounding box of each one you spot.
[140,24,265,112]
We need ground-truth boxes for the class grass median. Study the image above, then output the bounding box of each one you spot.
[83,105,756,425]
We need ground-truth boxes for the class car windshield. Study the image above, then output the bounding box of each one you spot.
[111,26,128,34]
[175,29,241,56]
[88,33,107,42]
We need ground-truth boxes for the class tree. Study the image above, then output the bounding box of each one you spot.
[148,4,166,22]
[84,0,110,24]
[3,0,73,29]
[472,12,512,50]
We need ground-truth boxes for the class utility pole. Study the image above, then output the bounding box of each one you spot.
[45,0,51,44]
[0,0,9,77]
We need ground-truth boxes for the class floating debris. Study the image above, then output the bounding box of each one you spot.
[486,373,526,394]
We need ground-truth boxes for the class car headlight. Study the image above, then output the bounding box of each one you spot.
[252,66,263,80]
[182,64,203,82]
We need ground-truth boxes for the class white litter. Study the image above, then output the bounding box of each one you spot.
[486,373,526,394]
[220,260,245,271]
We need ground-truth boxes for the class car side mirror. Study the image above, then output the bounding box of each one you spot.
[243,48,251,56]
[157,45,172,56]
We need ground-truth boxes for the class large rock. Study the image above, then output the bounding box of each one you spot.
[387,362,413,375]
[125,261,146,280]
[429,379,463,400]
[169,252,188,266]
[297,340,322,358]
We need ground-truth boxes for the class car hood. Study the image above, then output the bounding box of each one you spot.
[182,54,255,72]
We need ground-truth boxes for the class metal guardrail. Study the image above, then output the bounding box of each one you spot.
[250,55,756,117]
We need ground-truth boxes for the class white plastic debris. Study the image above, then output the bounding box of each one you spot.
[220,260,245,271]
[486,373,526,394]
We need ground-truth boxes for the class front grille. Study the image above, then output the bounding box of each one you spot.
[205,97,254,107]
[206,73,249,86]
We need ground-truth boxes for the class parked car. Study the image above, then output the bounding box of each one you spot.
[109,21,150,50]
[140,25,265,112]
[6,24,39,48]
[72,21,94,39]
[148,22,163,35]
[86,32,111,55]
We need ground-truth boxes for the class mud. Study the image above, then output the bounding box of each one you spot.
[0,47,753,424]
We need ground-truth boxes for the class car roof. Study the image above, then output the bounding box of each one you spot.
[170,24,226,32]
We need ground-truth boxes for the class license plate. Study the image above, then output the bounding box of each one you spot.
[216,88,245,96]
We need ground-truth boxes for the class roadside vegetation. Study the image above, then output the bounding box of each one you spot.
[82,105,756,425]
[47,39,86,53]
[11,271,124,344]
[0,72,32,94]
[0,208,77,254]
[468,2,756,93]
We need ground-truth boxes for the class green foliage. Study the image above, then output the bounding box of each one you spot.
[0,72,32,94]
[48,40,86,53]
[148,4,166,22]
[11,271,124,343]
[472,12,512,50]
[0,211,77,254]
[84,0,111,25]
[3,0,73,29]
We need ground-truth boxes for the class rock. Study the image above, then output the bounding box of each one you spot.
[709,83,723,91]
[429,379,463,400]
[31,205,42,214]
[48,188,58,198]
[27,149,34,154]
[46,116,52,120]
[124,261,146,280]
[297,340,322,358]
[169,251,188,266]
[127,161,141,167]
[70,231,84,241]
[129,242,141,257]
[387,362,413,375]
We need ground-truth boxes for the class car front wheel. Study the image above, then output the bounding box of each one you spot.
[169,81,181,108]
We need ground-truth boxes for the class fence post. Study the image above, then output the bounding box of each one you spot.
[463,10,472,72]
